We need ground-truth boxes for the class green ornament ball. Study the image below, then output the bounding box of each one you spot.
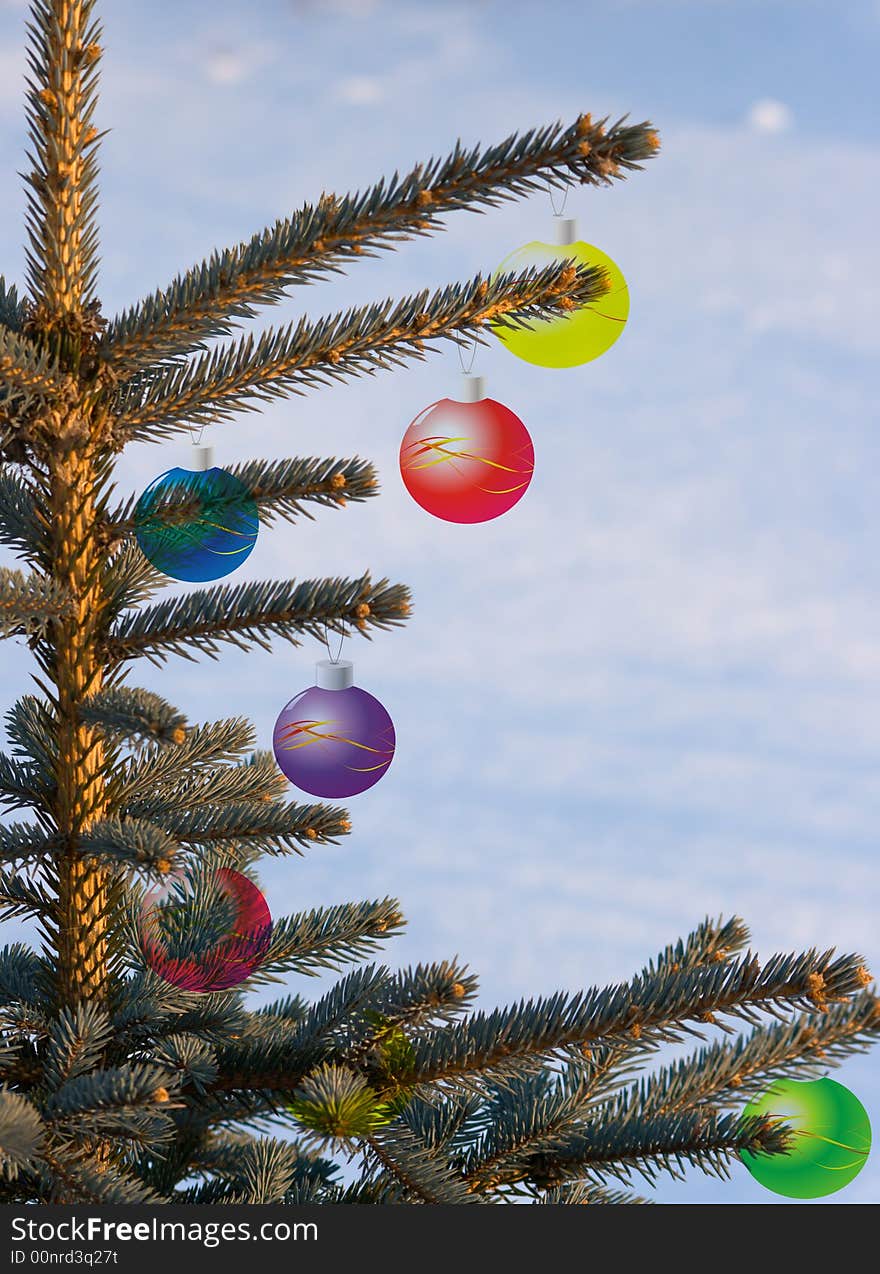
[740,1077,871,1199]
[287,1020,417,1137]
[491,237,629,368]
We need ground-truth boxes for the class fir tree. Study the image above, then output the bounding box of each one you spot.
[0,1,876,1204]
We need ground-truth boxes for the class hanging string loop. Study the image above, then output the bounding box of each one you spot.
[323,622,346,665]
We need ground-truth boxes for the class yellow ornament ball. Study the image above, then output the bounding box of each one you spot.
[491,221,629,368]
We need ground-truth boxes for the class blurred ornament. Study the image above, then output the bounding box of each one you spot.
[491,216,628,367]
[740,1077,871,1198]
[399,374,534,523]
[368,1017,417,1124]
[139,866,272,993]
[288,1017,415,1134]
[273,659,395,798]
[135,443,259,582]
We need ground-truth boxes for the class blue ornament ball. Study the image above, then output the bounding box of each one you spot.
[135,466,259,582]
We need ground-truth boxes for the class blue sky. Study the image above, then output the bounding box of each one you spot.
[0,0,878,1203]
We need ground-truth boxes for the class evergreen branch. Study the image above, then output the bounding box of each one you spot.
[329,963,480,1080]
[245,898,406,984]
[0,822,57,866]
[111,262,608,443]
[207,908,406,1094]
[160,1131,253,1187]
[306,1178,396,1204]
[106,456,379,541]
[642,915,751,980]
[22,0,104,315]
[0,1053,44,1093]
[122,750,286,816]
[0,407,30,457]
[102,112,659,370]
[397,1092,482,1157]
[0,566,71,638]
[146,797,350,857]
[0,468,49,563]
[39,1149,165,1204]
[110,972,248,1052]
[5,11,874,1211]
[0,1035,30,1083]
[0,279,25,332]
[252,994,308,1025]
[151,908,404,1069]
[283,966,389,1065]
[77,815,181,874]
[0,867,55,921]
[170,1178,239,1205]
[43,1063,179,1144]
[215,1138,304,1204]
[5,695,57,773]
[42,1004,114,1092]
[0,327,69,401]
[356,962,479,1038]
[151,1035,218,1095]
[519,1110,789,1188]
[101,542,167,615]
[105,719,257,806]
[0,945,43,1007]
[80,685,188,749]
[460,1069,595,1192]
[127,1120,211,1199]
[622,989,880,1120]
[537,1182,651,1204]
[249,966,470,1091]
[105,573,411,664]
[154,1001,251,1055]
[0,752,50,812]
[180,1133,339,1200]
[159,1138,303,1205]
[395,950,872,1093]
[0,1091,45,1177]
[120,856,277,1003]
[366,1124,478,1205]
[577,916,760,1106]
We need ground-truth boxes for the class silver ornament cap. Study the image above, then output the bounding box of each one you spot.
[191,442,215,471]
[459,373,487,403]
[554,216,578,246]
[316,659,354,690]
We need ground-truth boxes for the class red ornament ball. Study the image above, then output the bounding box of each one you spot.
[139,867,272,993]
[399,396,534,524]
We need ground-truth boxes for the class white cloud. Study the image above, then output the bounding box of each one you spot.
[334,75,385,105]
[747,97,794,133]
[202,43,275,87]
[204,51,251,86]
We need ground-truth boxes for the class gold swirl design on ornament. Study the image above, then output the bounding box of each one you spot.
[794,1127,871,1170]
[402,435,533,495]
[156,518,257,558]
[277,718,393,773]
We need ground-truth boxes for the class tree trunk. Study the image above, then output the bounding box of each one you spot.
[48,433,110,1006]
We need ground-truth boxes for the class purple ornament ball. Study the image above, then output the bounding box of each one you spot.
[273,660,395,798]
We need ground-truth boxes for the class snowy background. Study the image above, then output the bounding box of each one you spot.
[0,0,877,1202]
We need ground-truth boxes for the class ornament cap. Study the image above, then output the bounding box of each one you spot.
[316,658,355,690]
[191,442,214,472]
[554,216,578,246]
[459,373,487,403]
